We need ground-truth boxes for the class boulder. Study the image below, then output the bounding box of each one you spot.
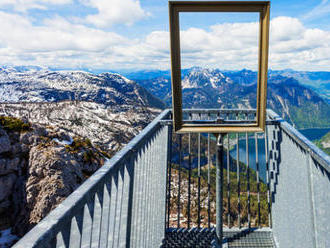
[0,121,105,237]
[14,145,85,232]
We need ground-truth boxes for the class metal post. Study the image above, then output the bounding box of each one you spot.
[214,133,225,247]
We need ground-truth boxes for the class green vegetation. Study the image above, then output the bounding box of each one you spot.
[65,136,111,163]
[0,115,31,132]
[170,158,269,228]
[169,133,269,228]
[65,137,92,152]
[315,131,330,156]
[83,150,97,163]
[290,104,330,129]
[36,136,53,149]
[99,150,111,159]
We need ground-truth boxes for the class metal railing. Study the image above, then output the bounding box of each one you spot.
[13,108,330,248]
[266,109,330,248]
[166,109,272,230]
[165,109,330,248]
[14,109,171,248]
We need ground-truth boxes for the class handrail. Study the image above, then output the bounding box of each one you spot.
[181,108,257,114]
[13,108,330,247]
[180,108,330,171]
[14,109,171,247]
[267,109,330,173]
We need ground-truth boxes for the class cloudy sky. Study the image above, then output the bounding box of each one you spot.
[0,0,329,71]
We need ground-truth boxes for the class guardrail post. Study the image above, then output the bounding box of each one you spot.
[213,133,225,247]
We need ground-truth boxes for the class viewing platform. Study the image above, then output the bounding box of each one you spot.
[13,109,330,248]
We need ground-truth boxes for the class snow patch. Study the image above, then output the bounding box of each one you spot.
[53,136,73,146]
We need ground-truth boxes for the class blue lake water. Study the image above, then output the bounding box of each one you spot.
[229,138,267,182]
[229,128,330,182]
[298,128,330,141]
[172,128,329,183]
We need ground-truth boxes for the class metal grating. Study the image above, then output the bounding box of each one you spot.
[225,229,275,248]
[162,228,275,248]
[161,228,216,248]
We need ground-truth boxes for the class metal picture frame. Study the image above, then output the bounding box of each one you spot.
[169,1,270,133]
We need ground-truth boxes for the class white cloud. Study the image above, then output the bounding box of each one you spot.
[303,0,330,21]
[137,16,330,71]
[0,11,329,71]
[0,11,137,68]
[0,0,72,12]
[271,17,305,42]
[0,12,128,52]
[269,17,330,70]
[81,0,149,27]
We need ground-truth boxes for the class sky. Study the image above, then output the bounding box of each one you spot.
[0,0,329,71]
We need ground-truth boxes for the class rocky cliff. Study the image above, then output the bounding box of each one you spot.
[0,99,160,245]
[0,116,109,244]
[0,101,160,151]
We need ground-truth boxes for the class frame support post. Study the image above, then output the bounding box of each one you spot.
[213,133,226,247]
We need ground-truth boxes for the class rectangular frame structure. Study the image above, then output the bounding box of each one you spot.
[169,1,270,133]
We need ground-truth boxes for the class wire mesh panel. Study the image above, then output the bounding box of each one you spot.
[161,228,275,248]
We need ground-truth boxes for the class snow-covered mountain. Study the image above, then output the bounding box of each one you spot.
[0,67,164,109]
[0,67,165,241]
[133,67,330,128]
[0,101,160,152]
[182,67,230,89]
[0,66,166,151]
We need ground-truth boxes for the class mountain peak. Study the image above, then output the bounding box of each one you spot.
[0,69,165,109]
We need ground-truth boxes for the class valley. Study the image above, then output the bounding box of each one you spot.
[0,66,329,246]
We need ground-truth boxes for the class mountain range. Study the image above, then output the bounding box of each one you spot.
[0,67,164,109]
[130,67,330,129]
[123,68,330,103]
[0,66,329,129]
[269,70,330,103]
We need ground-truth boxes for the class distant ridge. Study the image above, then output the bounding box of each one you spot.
[131,67,330,129]
[0,67,165,109]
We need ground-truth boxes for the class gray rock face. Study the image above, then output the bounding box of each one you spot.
[12,140,105,236]
[24,146,83,225]
[0,100,158,239]
[0,174,17,202]
[0,129,11,154]
[1,101,159,151]
[0,158,20,176]
[0,118,107,237]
